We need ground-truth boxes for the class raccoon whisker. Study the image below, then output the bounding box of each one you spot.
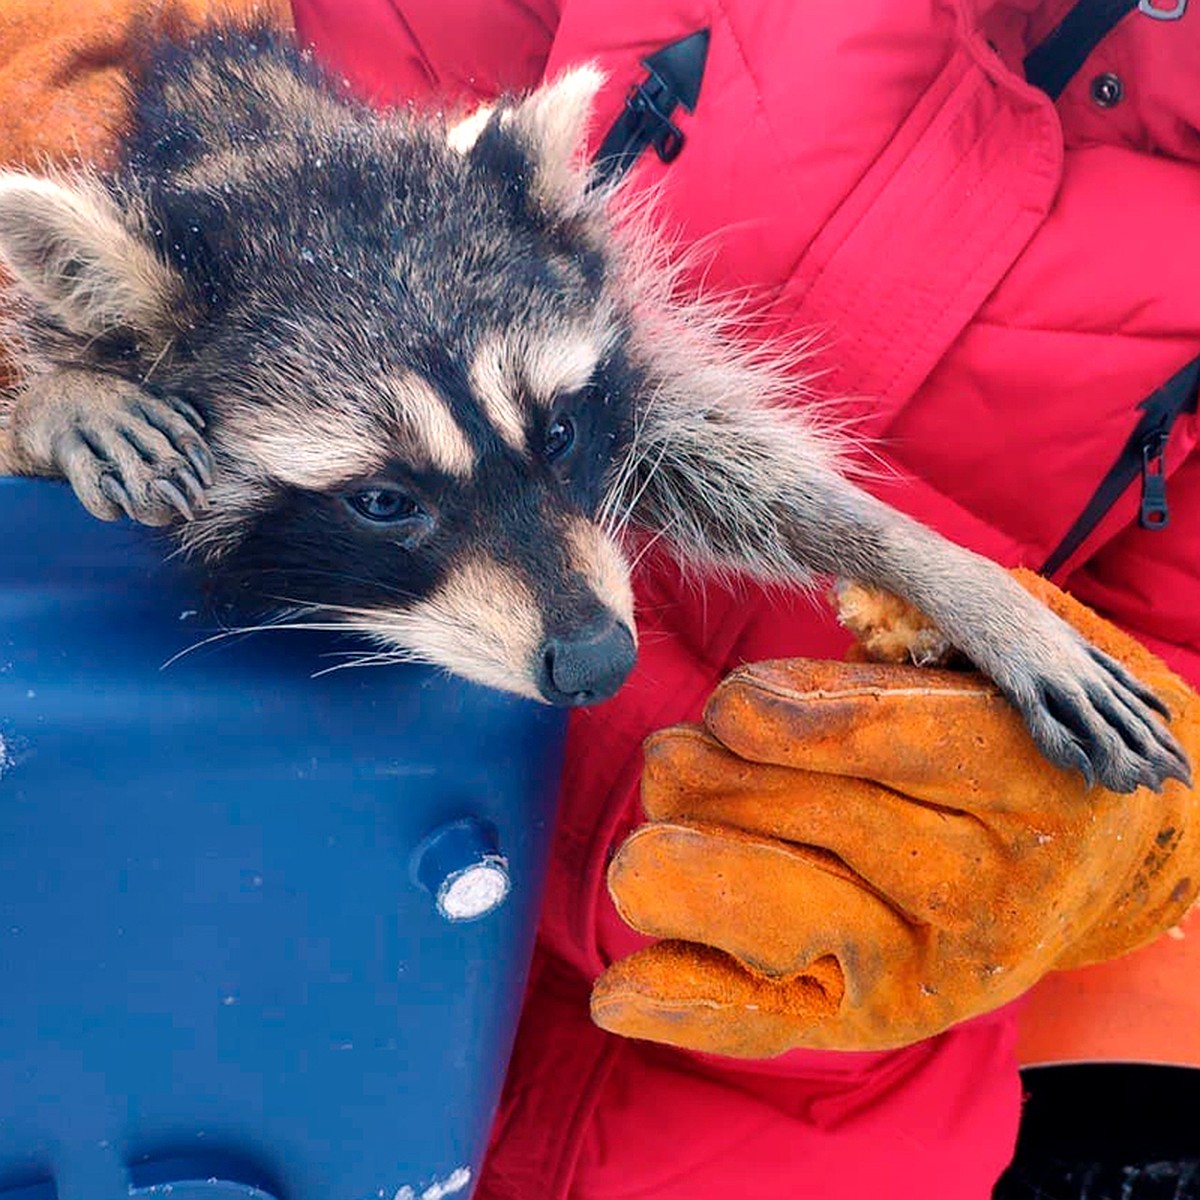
[259,573,422,602]
[627,518,677,575]
[598,378,665,534]
[598,440,646,537]
[159,628,258,669]
[314,647,392,660]
[598,455,636,536]
[140,334,177,383]
[608,430,671,541]
[159,619,298,669]
[159,619,372,669]
[602,415,658,538]
[309,652,416,679]
[598,462,635,537]
[254,598,325,617]
[254,592,418,622]
[255,603,386,636]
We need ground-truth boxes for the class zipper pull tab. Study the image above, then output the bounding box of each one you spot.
[1139,431,1170,529]
[625,78,686,163]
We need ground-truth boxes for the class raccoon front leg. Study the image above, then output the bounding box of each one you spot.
[626,401,1190,794]
[6,368,213,525]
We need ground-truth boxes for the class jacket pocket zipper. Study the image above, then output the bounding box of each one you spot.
[1041,353,1200,576]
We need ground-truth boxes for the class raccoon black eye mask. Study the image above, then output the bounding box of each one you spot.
[0,26,1188,795]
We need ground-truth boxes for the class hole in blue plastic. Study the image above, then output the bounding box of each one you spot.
[127,1155,282,1199]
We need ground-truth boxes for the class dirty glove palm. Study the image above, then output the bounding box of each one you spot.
[591,577,1199,1056]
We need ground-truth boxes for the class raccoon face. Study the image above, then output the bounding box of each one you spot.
[0,60,644,704]
[198,315,643,705]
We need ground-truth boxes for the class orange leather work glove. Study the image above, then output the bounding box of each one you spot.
[591,573,1200,1057]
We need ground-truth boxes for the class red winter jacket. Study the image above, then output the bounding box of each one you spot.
[291,1,1200,1196]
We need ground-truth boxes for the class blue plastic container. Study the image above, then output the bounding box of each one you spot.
[0,478,567,1200]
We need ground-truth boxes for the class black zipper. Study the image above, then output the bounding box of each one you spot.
[1023,0,1139,99]
[591,23,1195,582]
[591,30,710,189]
[1041,354,1200,576]
[1023,0,1188,100]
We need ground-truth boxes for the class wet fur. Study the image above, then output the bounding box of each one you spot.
[0,26,1189,794]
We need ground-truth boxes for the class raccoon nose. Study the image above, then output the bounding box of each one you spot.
[538,616,637,706]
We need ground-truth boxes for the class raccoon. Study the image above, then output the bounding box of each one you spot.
[0,26,1188,794]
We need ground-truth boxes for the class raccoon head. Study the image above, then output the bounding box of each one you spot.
[0,63,645,705]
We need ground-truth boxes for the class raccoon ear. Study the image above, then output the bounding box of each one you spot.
[0,173,183,341]
[500,64,606,211]
[447,103,496,154]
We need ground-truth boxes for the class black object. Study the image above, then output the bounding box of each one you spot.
[1090,70,1125,106]
[592,29,709,187]
[1023,5,1198,569]
[1024,0,1188,100]
[1041,354,1199,576]
[1023,0,1140,98]
[995,1065,1200,1198]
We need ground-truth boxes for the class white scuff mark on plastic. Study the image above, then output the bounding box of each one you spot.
[0,732,6,778]
[393,1166,472,1200]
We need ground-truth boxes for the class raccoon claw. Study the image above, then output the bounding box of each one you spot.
[169,396,206,431]
[149,478,196,521]
[186,442,215,487]
[130,396,213,478]
[1011,645,1191,795]
[97,473,136,522]
[51,386,213,527]
[118,456,209,525]
[103,468,204,526]
[1089,646,1172,719]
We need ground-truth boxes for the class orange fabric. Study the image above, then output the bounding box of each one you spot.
[592,574,1199,1057]
[1018,908,1200,1068]
[0,0,291,171]
[0,0,290,396]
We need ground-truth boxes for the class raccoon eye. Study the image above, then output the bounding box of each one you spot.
[346,486,425,526]
[543,414,576,462]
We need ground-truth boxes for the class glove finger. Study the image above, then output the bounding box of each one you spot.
[704,658,1087,812]
[643,725,1000,928]
[607,821,914,984]
[591,941,844,1059]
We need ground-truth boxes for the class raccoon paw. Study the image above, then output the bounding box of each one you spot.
[993,619,1191,795]
[54,389,213,527]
